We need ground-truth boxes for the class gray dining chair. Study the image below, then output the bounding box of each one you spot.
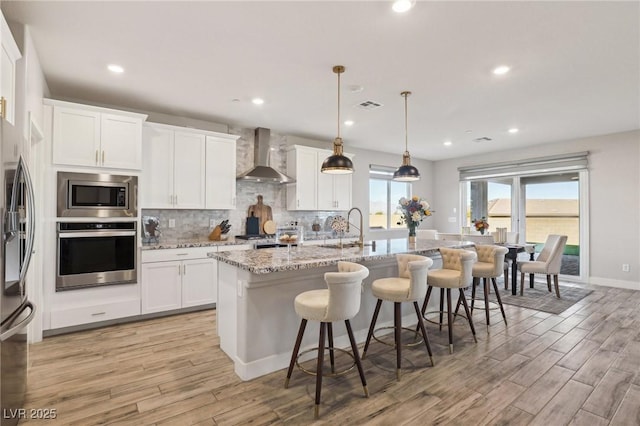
[518,234,567,297]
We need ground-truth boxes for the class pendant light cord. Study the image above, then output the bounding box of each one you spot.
[404,92,408,153]
[337,70,341,139]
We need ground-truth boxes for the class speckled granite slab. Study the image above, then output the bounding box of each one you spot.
[209,238,474,274]
[140,233,359,250]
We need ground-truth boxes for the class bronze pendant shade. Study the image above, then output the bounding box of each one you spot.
[393,91,420,181]
[321,65,354,174]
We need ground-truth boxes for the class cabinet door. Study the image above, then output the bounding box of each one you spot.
[317,149,335,210]
[100,113,143,170]
[288,147,317,210]
[333,173,352,211]
[205,136,236,209]
[181,258,217,308]
[141,126,174,208]
[0,13,20,126]
[173,131,206,209]
[141,261,182,314]
[52,106,101,167]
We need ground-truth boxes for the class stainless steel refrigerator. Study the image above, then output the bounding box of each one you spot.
[1,156,36,425]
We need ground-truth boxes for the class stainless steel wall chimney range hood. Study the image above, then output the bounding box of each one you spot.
[236,128,295,184]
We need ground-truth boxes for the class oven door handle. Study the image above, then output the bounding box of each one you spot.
[0,300,35,341]
[58,231,137,238]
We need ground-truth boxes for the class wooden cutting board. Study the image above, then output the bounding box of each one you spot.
[247,195,273,234]
[263,220,276,235]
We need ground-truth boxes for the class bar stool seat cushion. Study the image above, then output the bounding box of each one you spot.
[428,269,465,288]
[371,277,411,303]
[294,290,329,321]
[472,262,495,277]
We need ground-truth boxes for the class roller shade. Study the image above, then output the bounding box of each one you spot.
[369,164,398,181]
[458,152,589,180]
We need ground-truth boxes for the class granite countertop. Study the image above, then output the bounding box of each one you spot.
[140,233,359,250]
[208,238,474,274]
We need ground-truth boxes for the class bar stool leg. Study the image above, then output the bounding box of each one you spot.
[362,299,382,359]
[492,278,507,324]
[315,322,326,419]
[471,277,478,314]
[439,288,445,331]
[458,289,477,343]
[344,319,368,397]
[483,278,491,330]
[446,289,453,354]
[285,319,307,388]
[394,302,402,380]
[417,286,433,336]
[327,322,335,374]
[413,301,434,366]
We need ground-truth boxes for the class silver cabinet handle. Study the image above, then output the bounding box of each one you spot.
[183,265,186,275]
[102,150,105,164]
[297,199,299,207]
[91,312,106,316]
[95,150,99,164]
[175,195,178,205]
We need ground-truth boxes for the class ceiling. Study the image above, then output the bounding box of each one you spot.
[2,1,639,161]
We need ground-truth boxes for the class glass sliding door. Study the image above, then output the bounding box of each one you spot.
[463,178,513,232]
[521,173,580,277]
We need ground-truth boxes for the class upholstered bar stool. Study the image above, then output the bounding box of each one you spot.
[421,248,477,354]
[362,254,434,381]
[284,261,369,419]
[469,245,509,330]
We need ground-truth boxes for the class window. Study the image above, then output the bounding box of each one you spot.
[369,165,411,230]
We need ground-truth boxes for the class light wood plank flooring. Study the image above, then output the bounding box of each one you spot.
[21,282,640,425]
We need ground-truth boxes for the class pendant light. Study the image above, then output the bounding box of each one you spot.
[321,65,354,174]
[393,91,420,181]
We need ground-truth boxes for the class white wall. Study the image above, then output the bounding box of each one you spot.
[432,130,640,287]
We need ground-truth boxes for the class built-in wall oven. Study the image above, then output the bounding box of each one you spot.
[57,171,137,218]
[56,222,137,291]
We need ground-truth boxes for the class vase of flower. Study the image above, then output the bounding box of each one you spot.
[472,217,489,235]
[398,195,433,244]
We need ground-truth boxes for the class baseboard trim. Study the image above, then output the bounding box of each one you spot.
[589,276,640,291]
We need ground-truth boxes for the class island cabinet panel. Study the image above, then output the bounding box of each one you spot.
[287,145,352,211]
[49,100,146,170]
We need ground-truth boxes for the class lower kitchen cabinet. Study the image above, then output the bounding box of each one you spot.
[141,248,217,314]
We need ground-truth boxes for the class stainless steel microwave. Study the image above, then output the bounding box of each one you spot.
[57,172,137,218]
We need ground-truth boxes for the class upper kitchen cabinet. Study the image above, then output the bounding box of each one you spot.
[286,145,352,211]
[317,148,353,211]
[47,99,147,170]
[205,135,239,209]
[0,12,21,126]
[142,123,206,209]
[286,145,318,210]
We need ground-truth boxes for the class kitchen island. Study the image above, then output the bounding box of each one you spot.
[209,238,473,380]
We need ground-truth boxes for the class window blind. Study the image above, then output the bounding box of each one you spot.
[369,164,398,181]
[458,152,589,181]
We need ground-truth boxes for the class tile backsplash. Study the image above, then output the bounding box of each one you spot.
[142,127,343,241]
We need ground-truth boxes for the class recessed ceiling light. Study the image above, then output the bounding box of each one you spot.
[443,141,452,146]
[465,130,473,134]
[251,98,264,105]
[508,128,519,134]
[344,120,354,126]
[492,65,511,75]
[348,85,364,94]
[392,0,415,13]
[107,64,124,73]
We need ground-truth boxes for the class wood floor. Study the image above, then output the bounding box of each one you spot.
[21,282,640,425]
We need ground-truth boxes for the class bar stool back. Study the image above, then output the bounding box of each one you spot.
[362,254,434,381]
[284,261,369,419]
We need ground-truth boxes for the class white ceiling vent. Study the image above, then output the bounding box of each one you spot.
[473,137,493,142]
[356,100,383,110]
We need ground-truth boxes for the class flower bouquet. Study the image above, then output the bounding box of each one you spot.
[397,196,432,240]
[472,217,489,235]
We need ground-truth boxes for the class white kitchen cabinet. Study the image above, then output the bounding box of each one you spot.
[0,12,21,126]
[205,135,237,209]
[48,99,146,170]
[141,247,219,314]
[286,145,318,210]
[142,124,206,209]
[142,123,238,210]
[287,145,352,211]
[317,149,353,211]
